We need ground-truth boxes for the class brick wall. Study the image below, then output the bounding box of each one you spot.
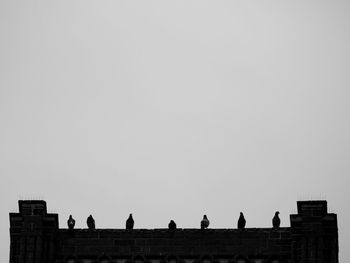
[9,200,338,263]
[56,228,291,259]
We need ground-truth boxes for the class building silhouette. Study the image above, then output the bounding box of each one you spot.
[9,200,338,263]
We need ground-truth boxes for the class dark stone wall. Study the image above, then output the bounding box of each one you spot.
[9,201,58,263]
[290,201,338,263]
[56,228,291,258]
[9,200,338,263]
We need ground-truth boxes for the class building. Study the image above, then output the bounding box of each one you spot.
[9,200,338,263]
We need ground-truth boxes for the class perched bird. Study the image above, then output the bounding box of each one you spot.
[237,212,246,229]
[272,211,280,228]
[67,215,75,230]
[201,215,210,229]
[168,220,177,230]
[126,214,134,230]
[87,215,95,230]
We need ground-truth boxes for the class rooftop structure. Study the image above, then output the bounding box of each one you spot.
[9,200,338,263]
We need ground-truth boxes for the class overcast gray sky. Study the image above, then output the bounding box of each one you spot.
[1,1,349,262]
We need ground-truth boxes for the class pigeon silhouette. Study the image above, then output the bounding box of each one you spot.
[201,215,210,229]
[87,215,95,230]
[237,212,246,229]
[126,214,134,230]
[67,215,75,230]
[272,211,280,228]
[168,220,177,230]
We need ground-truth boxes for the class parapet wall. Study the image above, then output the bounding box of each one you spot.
[9,200,338,263]
[56,228,291,258]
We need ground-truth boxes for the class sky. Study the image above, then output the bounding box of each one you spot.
[0,0,349,262]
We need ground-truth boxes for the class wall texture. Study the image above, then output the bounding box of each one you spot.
[9,200,338,263]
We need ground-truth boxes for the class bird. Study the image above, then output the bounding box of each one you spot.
[237,212,246,229]
[126,214,134,230]
[272,211,280,228]
[67,215,75,230]
[201,215,210,229]
[87,215,95,230]
[168,220,177,230]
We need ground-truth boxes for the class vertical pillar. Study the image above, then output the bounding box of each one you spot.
[290,201,338,263]
[9,201,58,263]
